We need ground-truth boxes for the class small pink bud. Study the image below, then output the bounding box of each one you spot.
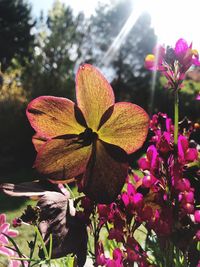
[194,210,200,223]
[142,175,152,188]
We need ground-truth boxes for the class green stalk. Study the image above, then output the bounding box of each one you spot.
[174,90,179,146]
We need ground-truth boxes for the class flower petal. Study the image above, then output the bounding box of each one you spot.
[35,136,92,180]
[0,214,6,225]
[32,134,47,152]
[76,64,115,131]
[81,140,128,204]
[98,102,149,154]
[26,96,85,138]
[7,229,18,238]
[0,246,13,256]
[175,38,189,57]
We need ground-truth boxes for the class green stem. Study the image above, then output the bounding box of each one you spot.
[174,90,179,146]
[34,226,49,259]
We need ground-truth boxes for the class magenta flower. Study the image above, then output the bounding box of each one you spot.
[138,145,159,174]
[121,182,143,213]
[194,210,200,223]
[196,93,200,100]
[178,135,198,164]
[145,38,200,90]
[96,242,107,266]
[174,39,200,69]
[106,248,123,267]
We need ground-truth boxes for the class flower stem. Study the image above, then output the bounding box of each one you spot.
[174,90,179,146]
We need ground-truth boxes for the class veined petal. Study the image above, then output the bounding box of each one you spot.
[98,102,149,154]
[35,136,92,180]
[27,96,85,138]
[32,134,47,152]
[76,64,115,131]
[81,140,128,204]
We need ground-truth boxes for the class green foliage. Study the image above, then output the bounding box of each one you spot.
[0,0,34,71]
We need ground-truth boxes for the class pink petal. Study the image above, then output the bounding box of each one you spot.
[185,148,198,162]
[0,234,9,244]
[7,229,18,238]
[138,157,149,170]
[0,246,13,256]
[194,210,200,223]
[0,223,9,233]
[0,214,6,225]
[9,259,22,267]
[175,38,189,57]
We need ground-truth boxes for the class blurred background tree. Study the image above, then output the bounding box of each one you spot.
[23,0,86,99]
[0,0,34,71]
[82,0,155,111]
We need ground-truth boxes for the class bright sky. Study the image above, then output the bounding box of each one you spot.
[30,0,104,18]
[29,0,200,51]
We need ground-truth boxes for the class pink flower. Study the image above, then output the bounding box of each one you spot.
[121,183,143,213]
[96,242,107,266]
[0,214,28,267]
[196,93,200,100]
[142,174,157,188]
[178,135,198,164]
[106,248,123,267]
[138,145,158,173]
[145,38,200,90]
[175,39,200,69]
[0,214,18,256]
[194,210,200,223]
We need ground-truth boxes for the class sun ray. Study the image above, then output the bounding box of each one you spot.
[101,1,145,66]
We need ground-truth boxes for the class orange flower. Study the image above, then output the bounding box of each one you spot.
[27,64,149,203]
